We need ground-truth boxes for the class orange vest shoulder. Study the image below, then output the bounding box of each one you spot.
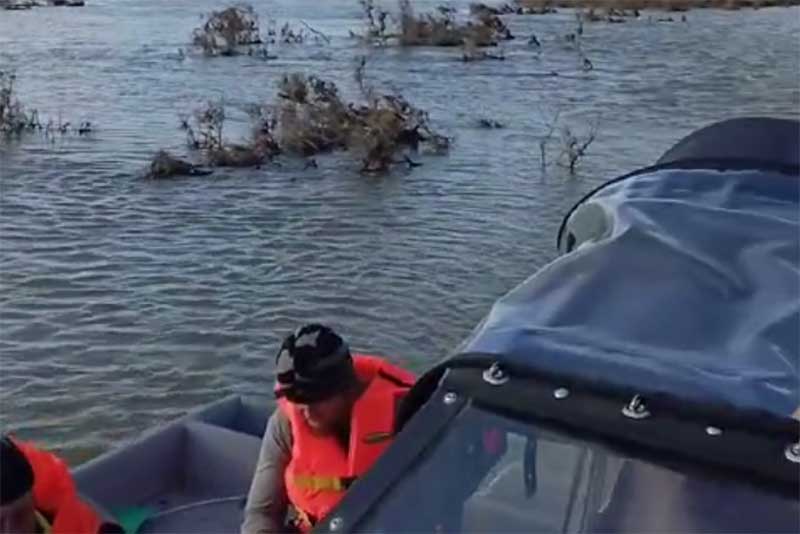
[14,440,102,534]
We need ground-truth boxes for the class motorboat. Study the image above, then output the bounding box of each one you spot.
[74,117,800,533]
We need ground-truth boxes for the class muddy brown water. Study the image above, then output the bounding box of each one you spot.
[1,0,798,462]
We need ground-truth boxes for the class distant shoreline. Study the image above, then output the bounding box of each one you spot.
[519,0,800,10]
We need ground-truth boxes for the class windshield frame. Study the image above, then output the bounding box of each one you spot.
[314,363,798,533]
[312,375,468,533]
[441,360,799,495]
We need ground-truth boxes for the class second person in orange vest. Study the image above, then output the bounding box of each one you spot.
[0,436,123,534]
[241,324,415,534]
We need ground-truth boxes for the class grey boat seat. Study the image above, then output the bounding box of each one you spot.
[74,396,272,533]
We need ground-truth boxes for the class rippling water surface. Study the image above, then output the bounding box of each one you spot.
[1,0,798,462]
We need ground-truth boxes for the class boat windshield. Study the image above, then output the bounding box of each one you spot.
[352,405,797,533]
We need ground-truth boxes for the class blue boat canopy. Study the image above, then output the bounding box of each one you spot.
[458,118,800,423]
[317,120,800,534]
[463,166,799,421]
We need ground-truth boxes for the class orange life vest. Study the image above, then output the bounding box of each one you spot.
[13,440,103,534]
[279,354,414,531]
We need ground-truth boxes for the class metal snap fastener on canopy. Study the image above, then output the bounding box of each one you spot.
[785,442,800,464]
[482,362,509,386]
[621,395,650,420]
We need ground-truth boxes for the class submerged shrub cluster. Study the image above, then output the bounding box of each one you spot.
[357,0,515,47]
[191,4,267,56]
[0,71,36,136]
[1,71,92,139]
[150,59,450,178]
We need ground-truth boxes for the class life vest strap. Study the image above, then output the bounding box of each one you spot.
[292,507,318,531]
[377,369,414,389]
[35,510,52,534]
[292,474,357,492]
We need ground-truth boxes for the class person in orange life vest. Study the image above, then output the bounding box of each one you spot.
[241,324,415,534]
[0,436,123,534]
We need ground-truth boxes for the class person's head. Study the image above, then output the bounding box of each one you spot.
[274,324,359,435]
[0,436,36,534]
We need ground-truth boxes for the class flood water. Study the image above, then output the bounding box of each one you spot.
[1,0,798,462]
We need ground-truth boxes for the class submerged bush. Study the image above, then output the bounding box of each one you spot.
[1,71,94,142]
[2,0,87,9]
[190,4,329,58]
[469,1,559,15]
[356,0,514,48]
[192,3,266,56]
[182,99,226,151]
[180,98,280,168]
[173,59,448,174]
[357,0,393,42]
[145,150,212,179]
[264,20,330,46]
[560,122,598,173]
[264,59,449,173]
[0,71,38,136]
[402,0,514,46]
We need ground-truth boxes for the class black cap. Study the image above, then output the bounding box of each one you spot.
[1,435,34,505]
[274,324,356,404]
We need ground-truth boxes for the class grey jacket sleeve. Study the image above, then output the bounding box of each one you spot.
[241,410,294,534]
